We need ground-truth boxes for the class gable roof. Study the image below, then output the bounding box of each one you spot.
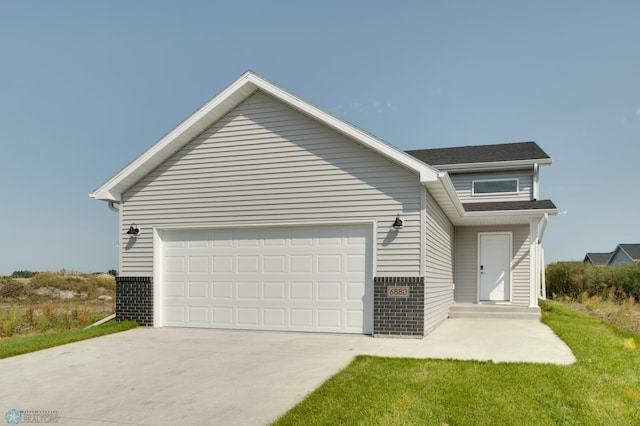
[613,244,640,262]
[406,142,551,170]
[91,71,438,202]
[584,252,612,265]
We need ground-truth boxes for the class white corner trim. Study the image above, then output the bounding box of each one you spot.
[152,227,163,327]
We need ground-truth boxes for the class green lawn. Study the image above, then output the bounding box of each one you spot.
[274,301,640,425]
[0,320,137,359]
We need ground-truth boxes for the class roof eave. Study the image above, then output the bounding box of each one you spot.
[465,208,558,218]
[435,158,552,172]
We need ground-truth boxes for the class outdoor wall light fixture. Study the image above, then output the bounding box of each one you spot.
[392,214,404,230]
[126,224,140,237]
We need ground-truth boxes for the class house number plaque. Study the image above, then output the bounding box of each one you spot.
[387,286,410,298]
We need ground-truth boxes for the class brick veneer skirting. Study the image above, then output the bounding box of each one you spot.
[115,276,153,326]
[373,277,425,337]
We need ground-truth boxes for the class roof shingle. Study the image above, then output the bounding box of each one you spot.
[406,141,550,166]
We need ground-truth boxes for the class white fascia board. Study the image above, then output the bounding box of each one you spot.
[465,208,558,219]
[91,71,438,202]
[437,172,466,217]
[436,158,552,173]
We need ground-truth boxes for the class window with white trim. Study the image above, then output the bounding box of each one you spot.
[472,178,519,195]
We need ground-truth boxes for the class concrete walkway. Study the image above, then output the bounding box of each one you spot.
[0,319,575,426]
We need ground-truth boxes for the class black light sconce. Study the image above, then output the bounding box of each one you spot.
[392,214,404,230]
[126,224,140,237]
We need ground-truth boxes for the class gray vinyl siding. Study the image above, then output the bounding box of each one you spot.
[424,189,454,333]
[454,225,530,306]
[450,171,533,203]
[120,91,422,276]
[608,250,632,266]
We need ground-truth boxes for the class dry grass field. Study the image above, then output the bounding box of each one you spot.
[0,272,115,338]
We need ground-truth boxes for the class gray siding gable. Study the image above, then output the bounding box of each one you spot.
[120,91,424,275]
[609,244,640,265]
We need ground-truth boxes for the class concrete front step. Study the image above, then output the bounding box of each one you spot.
[449,304,541,320]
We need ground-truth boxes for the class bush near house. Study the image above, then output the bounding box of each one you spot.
[546,262,640,301]
[545,262,640,334]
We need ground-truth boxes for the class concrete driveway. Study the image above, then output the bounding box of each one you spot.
[0,319,575,425]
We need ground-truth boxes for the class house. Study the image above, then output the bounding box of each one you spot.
[584,252,612,265]
[91,71,557,337]
[608,244,640,266]
[583,244,640,266]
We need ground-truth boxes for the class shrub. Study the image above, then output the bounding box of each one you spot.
[546,262,640,301]
[0,306,24,337]
[11,270,37,279]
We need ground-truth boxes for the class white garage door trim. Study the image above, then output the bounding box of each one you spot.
[153,222,375,334]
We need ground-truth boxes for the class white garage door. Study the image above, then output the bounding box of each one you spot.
[160,225,373,334]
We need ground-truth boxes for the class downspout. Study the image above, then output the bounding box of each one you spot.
[108,201,120,213]
[538,213,548,244]
[533,163,540,200]
[537,213,549,300]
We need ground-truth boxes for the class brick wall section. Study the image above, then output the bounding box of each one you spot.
[115,276,153,326]
[373,277,425,337]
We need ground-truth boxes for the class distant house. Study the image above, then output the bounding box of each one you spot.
[608,244,640,266]
[584,244,640,266]
[583,252,611,265]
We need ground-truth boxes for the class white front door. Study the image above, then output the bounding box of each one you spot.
[478,233,511,302]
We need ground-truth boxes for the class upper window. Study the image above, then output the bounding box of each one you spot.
[472,178,519,195]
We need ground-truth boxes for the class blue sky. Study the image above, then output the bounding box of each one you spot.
[1,1,639,274]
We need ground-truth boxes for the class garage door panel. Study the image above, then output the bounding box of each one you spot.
[238,308,259,325]
[238,256,259,273]
[189,306,209,324]
[212,256,233,272]
[290,229,314,245]
[263,281,285,300]
[263,308,286,326]
[346,282,365,301]
[318,254,342,272]
[237,230,260,247]
[188,281,208,298]
[212,281,233,298]
[317,310,342,328]
[347,254,365,272]
[212,230,234,247]
[188,256,209,273]
[165,256,186,273]
[165,281,185,298]
[161,225,372,333]
[290,255,313,272]
[290,281,313,300]
[212,307,233,325]
[317,282,341,301]
[187,231,209,248]
[290,309,313,327]
[238,282,259,299]
[346,310,363,329]
[263,255,286,273]
[165,306,186,324]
